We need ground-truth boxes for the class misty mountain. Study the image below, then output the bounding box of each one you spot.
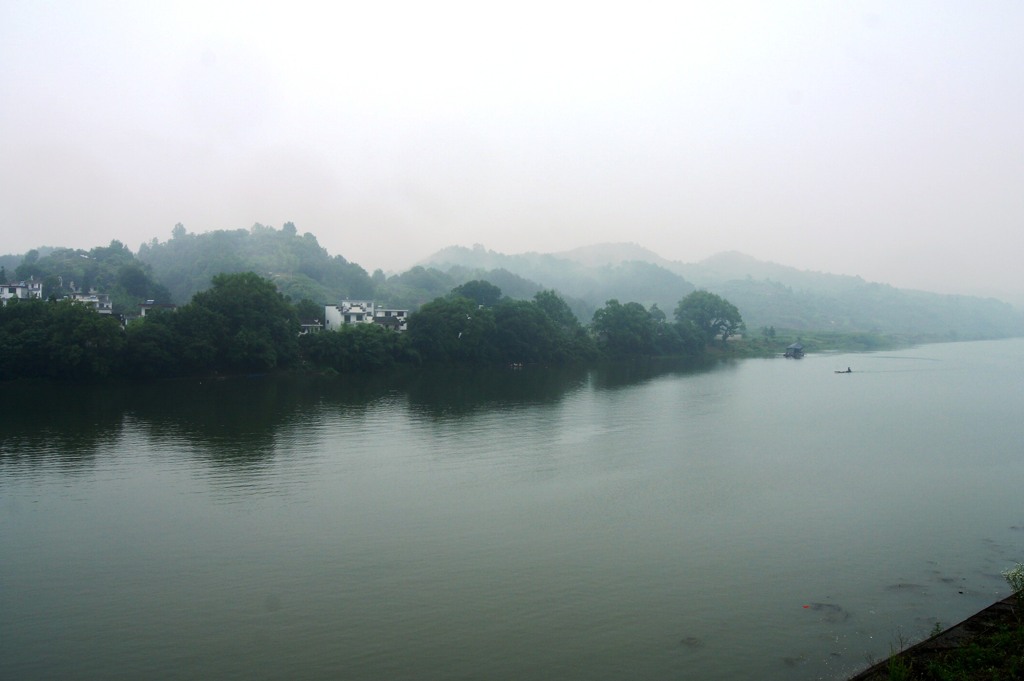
[9,242,169,315]
[5,227,1022,340]
[422,243,1024,340]
[421,244,695,322]
[137,223,377,305]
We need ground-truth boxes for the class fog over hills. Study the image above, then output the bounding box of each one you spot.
[4,227,1022,341]
[421,243,1024,340]
[550,244,917,295]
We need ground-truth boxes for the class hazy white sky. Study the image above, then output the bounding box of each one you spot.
[2,1,1022,301]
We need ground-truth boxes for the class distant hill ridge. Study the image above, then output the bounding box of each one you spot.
[5,227,1022,339]
[420,243,1024,339]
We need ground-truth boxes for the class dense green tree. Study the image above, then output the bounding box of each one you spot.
[407,295,496,363]
[674,290,745,345]
[0,298,51,378]
[591,299,657,357]
[451,280,503,307]
[532,289,598,362]
[491,299,559,364]
[300,323,411,373]
[534,290,578,331]
[189,272,300,371]
[14,250,44,289]
[0,298,124,380]
[117,264,152,298]
[121,313,179,378]
[167,304,223,373]
[293,298,323,321]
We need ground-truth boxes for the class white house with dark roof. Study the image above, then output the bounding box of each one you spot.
[325,301,408,332]
[1,279,43,305]
[372,308,408,331]
[71,291,113,314]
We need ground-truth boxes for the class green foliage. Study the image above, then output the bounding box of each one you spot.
[407,295,497,364]
[189,272,300,372]
[378,266,458,310]
[675,290,745,345]
[591,299,657,357]
[443,266,543,302]
[422,245,695,319]
[118,272,301,377]
[914,621,1024,680]
[491,299,559,364]
[423,245,1024,340]
[299,323,411,373]
[2,262,724,382]
[451,280,503,307]
[404,286,597,365]
[137,223,375,306]
[534,289,578,331]
[887,646,914,681]
[121,314,179,379]
[0,298,52,378]
[293,298,323,321]
[11,241,169,313]
[168,304,224,374]
[533,289,598,361]
[0,298,125,380]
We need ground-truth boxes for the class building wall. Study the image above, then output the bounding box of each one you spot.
[72,292,113,314]
[1,281,43,305]
[374,309,408,332]
[325,301,408,332]
[325,301,375,331]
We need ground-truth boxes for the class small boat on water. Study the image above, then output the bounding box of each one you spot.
[835,367,852,374]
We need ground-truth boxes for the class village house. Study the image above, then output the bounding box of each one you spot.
[70,290,113,314]
[1,279,43,305]
[138,300,178,317]
[324,300,408,332]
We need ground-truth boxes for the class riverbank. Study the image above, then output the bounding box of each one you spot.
[846,594,1021,680]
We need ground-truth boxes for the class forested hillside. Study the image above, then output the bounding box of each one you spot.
[9,242,169,315]
[424,244,1024,340]
[4,227,1022,340]
[421,245,696,322]
[137,223,376,305]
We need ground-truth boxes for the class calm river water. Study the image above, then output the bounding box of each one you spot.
[2,339,1023,680]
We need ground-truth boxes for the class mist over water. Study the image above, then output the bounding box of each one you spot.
[3,339,1023,680]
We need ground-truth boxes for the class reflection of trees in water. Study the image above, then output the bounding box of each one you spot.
[1,362,721,475]
[0,375,400,476]
[589,356,721,391]
[0,382,127,472]
[129,377,303,465]
[126,375,397,468]
[404,365,589,418]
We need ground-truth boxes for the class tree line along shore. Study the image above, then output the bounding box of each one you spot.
[1,271,754,381]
